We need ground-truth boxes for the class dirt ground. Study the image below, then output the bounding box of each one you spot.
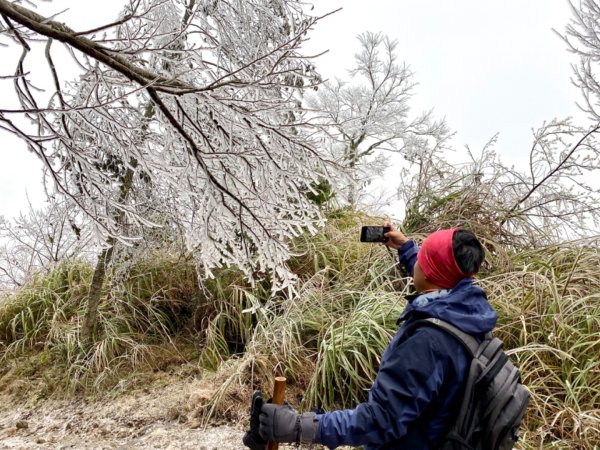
[0,374,313,450]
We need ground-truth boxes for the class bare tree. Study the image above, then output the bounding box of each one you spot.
[562,0,600,122]
[0,1,336,282]
[0,0,340,344]
[398,118,600,247]
[0,197,91,290]
[307,31,450,210]
[394,2,600,246]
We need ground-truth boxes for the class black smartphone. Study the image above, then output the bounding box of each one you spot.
[360,226,391,243]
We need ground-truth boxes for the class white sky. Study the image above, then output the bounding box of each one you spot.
[0,0,587,219]
[300,0,587,217]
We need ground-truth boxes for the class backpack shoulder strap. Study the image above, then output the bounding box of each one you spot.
[404,317,481,358]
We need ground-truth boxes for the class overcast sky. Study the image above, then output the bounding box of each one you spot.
[0,0,586,219]
[301,0,587,216]
[307,0,584,153]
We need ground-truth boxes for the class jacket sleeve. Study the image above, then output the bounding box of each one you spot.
[315,327,454,449]
[398,240,419,277]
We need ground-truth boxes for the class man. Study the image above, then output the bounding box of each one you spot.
[245,224,497,449]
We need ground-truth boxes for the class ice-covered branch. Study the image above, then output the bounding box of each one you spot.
[0,0,337,290]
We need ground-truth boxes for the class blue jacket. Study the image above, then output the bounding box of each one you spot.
[315,241,497,449]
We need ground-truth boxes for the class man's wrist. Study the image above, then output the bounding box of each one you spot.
[396,239,411,250]
[299,412,318,442]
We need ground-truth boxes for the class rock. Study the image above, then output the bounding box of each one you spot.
[166,406,180,421]
[0,428,16,439]
[15,420,29,429]
[189,419,202,429]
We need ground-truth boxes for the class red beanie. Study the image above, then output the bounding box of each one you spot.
[417,228,473,289]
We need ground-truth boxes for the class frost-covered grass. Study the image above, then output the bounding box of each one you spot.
[0,212,599,448]
[484,246,600,449]
[0,255,200,392]
[200,214,600,449]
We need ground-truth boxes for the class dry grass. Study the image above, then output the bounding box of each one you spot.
[198,215,600,448]
[1,211,599,448]
[483,244,600,449]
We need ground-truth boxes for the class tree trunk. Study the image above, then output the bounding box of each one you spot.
[79,60,159,349]
[80,243,115,347]
[346,143,359,210]
[80,164,136,348]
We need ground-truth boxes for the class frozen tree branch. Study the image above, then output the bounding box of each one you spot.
[501,121,600,225]
[399,118,600,246]
[393,1,600,246]
[0,198,92,291]
[0,0,338,290]
[307,31,451,209]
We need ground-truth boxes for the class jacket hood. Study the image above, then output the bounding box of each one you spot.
[398,278,497,335]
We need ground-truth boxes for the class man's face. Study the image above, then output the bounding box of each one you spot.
[413,261,428,293]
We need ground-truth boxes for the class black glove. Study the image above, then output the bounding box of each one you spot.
[243,391,267,450]
[259,403,319,444]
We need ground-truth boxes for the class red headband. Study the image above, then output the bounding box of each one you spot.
[417,228,472,289]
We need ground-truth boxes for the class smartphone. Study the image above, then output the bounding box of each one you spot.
[360,226,391,243]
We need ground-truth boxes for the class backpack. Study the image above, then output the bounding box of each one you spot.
[403,317,530,450]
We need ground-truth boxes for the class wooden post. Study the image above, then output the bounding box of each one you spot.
[267,376,287,450]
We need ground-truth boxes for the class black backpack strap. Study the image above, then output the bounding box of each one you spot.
[399,317,481,449]
[404,317,480,358]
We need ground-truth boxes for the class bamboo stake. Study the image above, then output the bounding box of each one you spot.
[267,376,287,450]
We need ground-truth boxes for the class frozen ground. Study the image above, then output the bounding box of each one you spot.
[0,376,310,450]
